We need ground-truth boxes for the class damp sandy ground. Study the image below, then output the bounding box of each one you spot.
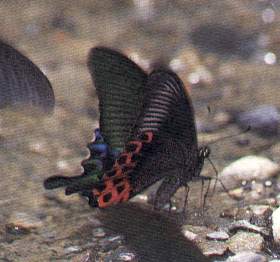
[0,1,280,261]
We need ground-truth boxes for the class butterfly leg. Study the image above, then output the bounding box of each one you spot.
[197,176,212,215]
[153,175,181,211]
[183,184,190,213]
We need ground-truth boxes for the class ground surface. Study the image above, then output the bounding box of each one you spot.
[0,1,280,261]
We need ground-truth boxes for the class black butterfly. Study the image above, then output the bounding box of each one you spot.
[44,47,211,210]
[0,40,54,113]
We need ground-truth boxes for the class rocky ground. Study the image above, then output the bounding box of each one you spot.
[0,1,280,261]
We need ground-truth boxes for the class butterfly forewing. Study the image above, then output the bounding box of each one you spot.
[87,47,148,150]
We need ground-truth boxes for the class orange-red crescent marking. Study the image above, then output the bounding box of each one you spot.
[93,131,154,208]
[93,178,132,208]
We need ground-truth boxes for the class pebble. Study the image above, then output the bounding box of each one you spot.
[108,235,122,242]
[92,228,106,238]
[272,207,280,244]
[228,220,269,237]
[64,245,81,254]
[234,105,280,137]
[227,231,264,253]
[226,251,267,262]
[206,231,229,241]
[218,156,280,190]
[118,252,136,261]
[183,229,198,241]
[8,212,43,230]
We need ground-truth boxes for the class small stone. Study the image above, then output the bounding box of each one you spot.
[226,251,267,262]
[183,229,198,241]
[118,252,136,261]
[228,220,269,237]
[108,235,122,242]
[264,180,272,187]
[8,212,43,230]
[92,228,105,238]
[234,105,280,137]
[227,232,264,253]
[218,156,280,190]
[272,207,280,244]
[206,231,229,241]
[64,245,81,254]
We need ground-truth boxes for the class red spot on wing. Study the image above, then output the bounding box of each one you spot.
[92,131,154,208]
[93,177,132,208]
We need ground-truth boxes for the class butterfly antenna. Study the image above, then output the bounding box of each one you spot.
[206,126,251,146]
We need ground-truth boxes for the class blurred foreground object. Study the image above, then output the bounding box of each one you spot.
[0,40,55,114]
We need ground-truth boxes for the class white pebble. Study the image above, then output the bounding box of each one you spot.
[272,207,280,244]
[219,156,279,190]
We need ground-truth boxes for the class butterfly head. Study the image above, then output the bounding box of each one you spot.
[198,146,211,159]
[194,146,211,177]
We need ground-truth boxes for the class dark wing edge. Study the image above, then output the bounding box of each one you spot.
[0,40,55,113]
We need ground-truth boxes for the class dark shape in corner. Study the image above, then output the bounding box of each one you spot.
[98,203,210,262]
[0,40,55,113]
[190,24,257,59]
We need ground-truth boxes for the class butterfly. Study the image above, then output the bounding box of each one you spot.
[44,47,211,210]
[0,40,54,113]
